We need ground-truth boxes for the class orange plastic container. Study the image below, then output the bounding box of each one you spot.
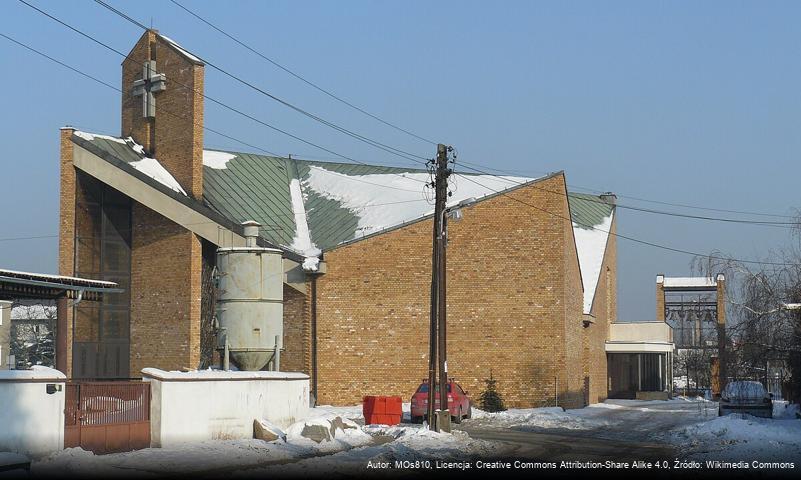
[363,395,402,425]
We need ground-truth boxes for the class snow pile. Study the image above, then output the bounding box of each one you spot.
[665,411,801,462]
[466,406,609,431]
[774,401,800,420]
[573,212,614,313]
[241,425,508,477]
[203,150,237,170]
[284,415,373,452]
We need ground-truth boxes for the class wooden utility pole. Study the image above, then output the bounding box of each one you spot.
[428,144,450,431]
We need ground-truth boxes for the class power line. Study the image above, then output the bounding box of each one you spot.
[452,172,801,267]
[168,0,438,146]
[0,29,432,203]
[456,158,796,220]
[13,1,433,189]
[455,165,799,229]
[92,0,431,166]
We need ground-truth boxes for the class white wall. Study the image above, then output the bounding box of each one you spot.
[0,366,65,457]
[609,321,673,343]
[143,368,309,448]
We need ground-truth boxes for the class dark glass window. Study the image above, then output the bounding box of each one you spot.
[73,171,132,378]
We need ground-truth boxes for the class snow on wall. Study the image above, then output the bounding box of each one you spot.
[303,166,531,239]
[203,150,236,170]
[288,178,321,270]
[573,212,614,314]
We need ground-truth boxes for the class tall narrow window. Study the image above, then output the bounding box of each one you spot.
[73,172,132,379]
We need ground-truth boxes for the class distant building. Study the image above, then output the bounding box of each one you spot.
[57,30,619,407]
[10,302,56,369]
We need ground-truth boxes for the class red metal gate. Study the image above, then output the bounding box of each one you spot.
[65,381,151,454]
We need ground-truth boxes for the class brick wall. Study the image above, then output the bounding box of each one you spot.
[121,31,204,199]
[58,128,76,376]
[129,203,202,374]
[312,173,595,407]
[121,30,205,375]
[562,187,586,408]
[282,284,312,374]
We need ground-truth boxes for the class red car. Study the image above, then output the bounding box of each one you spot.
[410,379,472,424]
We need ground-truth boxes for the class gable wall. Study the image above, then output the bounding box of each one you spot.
[312,174,591,407]
[562,190,587,407]
[582,216,617,404]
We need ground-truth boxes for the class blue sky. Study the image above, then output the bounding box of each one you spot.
[1,0,799,320]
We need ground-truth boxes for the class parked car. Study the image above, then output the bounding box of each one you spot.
[718,381,773,418]
[410,379,472,424]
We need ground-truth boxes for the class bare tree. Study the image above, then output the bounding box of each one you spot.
[693,236,801,402]
[10,301,56,368]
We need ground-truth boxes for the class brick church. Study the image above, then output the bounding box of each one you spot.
[58,30,617,408]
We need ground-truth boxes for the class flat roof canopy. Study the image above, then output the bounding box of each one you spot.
[0,268,122,302]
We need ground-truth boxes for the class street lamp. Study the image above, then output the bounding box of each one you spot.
[433,196,477,432]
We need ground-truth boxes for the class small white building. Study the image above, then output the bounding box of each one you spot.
[606,321,674,400]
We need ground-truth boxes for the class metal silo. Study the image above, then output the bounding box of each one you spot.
[216,221,284,371]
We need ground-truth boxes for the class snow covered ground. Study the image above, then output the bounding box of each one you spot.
[465,406,612,431]
[662,401,801,464]
[30,403,503,477]
[24,398,801,476]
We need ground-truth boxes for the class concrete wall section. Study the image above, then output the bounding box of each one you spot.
[143,368,309,448]
[0,367,66,457]
[0,300,10,369]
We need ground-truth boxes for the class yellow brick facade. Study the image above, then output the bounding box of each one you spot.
[308,174,617,408]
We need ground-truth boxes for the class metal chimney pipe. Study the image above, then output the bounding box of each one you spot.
[242,220,261,247]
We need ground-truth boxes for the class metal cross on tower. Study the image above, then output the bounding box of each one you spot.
[132,60,166,118]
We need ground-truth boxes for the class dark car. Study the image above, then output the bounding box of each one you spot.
[410,379,472,424]
[718,381,773,418]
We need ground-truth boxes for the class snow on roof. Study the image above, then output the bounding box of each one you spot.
[303,166,531,239]
[129,157,187,196]
[74,130,186,195]
[11,304,56,320]
[661,277,717,288]
[289,178,321,271]
[74,130,145,155]
[0,268,117,287]
[157,33,203,64]
[141,367,308,381]
[573,212,614,314]
[203,150,236,170]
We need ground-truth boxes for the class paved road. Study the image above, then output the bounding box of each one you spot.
[456,425,676,462]
[454,399,718,462]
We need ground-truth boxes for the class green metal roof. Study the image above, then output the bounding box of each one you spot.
[567,192,615,230]
[72,132,615,260]
[202,151,296,247]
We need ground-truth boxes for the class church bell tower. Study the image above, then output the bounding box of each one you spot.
[121,30,205,200]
